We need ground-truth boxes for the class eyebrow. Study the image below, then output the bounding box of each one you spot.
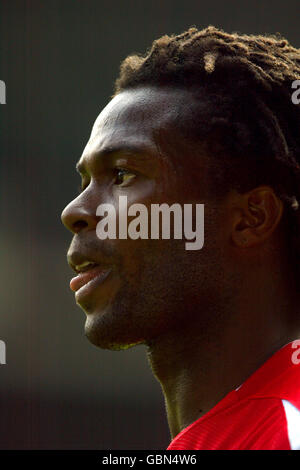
[75,144,155,175]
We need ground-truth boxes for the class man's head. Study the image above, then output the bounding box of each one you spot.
[61,26,300,351]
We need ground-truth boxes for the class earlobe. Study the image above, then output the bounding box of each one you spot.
[231,186,283,248]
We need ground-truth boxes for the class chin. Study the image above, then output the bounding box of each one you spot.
[84,313,144,351]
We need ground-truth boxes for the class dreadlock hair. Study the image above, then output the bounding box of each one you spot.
[113,26,300,279]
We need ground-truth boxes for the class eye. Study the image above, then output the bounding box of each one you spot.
[114,168,136,186]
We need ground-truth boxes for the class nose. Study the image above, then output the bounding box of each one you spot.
[61,195,98,234]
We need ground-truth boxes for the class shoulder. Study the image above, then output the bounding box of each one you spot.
[168,395,297,450]
[168,341,300,450]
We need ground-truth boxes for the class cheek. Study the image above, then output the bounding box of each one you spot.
[117,238,185,295]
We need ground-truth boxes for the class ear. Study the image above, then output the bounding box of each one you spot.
[231,186,283,248]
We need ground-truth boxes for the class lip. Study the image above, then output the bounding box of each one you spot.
[70,265,112,301]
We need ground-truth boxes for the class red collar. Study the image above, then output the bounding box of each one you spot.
[236,340,300,408]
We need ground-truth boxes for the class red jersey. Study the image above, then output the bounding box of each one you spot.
[167,340,300,450]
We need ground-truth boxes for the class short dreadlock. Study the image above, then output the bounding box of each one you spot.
[114,26,300,273]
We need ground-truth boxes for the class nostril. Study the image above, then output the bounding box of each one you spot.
[61,202,97,234]
[73,220,88,233]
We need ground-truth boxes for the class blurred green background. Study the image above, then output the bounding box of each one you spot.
[0,0,299,449]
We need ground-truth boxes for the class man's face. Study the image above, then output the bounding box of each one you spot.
[61,86,228,350]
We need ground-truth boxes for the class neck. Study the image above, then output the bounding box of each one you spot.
[146,280,300,440]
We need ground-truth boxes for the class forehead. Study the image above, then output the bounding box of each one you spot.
[82,86,195,158]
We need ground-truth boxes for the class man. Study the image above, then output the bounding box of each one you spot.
[61,26,300,449]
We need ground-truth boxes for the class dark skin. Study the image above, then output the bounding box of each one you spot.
[61,86,300,439]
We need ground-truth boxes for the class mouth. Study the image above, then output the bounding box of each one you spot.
[70,261,112,299]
